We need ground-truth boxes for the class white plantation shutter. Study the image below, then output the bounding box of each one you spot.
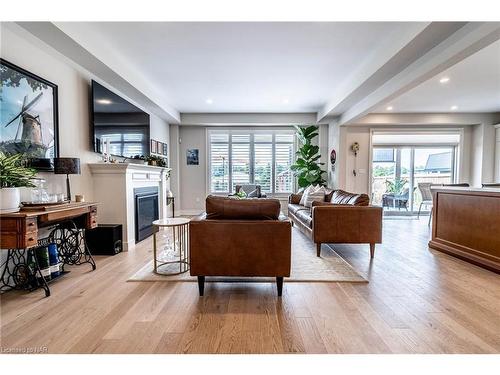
[208,130,295,194]
[254,143,273,193]
[210,142,229,193]
[275,142,294,193]
[231,141,251,191]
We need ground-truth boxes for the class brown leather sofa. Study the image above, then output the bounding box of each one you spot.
[190,195,292,296]
[288,189,382,258]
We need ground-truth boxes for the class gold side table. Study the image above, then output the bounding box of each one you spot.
[152,218,190,275]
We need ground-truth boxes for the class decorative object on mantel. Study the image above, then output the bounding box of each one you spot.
[0,152,37,213]
[163,142,168,156]
[0,59,59,167]
[129,155,147,165]
[351,142,360,177]
[186,149,199,165]
[146,154,168,167]
[151,139,157,154]
[54,157,81,201]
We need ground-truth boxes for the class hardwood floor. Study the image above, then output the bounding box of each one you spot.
[1,218,499,353]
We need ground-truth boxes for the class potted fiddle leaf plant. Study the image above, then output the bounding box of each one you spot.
[290,125,326,190]
[0,152,37,213]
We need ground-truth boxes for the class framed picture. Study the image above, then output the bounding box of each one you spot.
[151,139,157,154]
[0,58,59,166]
[158,141,163,155]
[163,142,168,156]
[186,149,199,165]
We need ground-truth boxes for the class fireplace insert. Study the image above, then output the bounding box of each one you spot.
[134,187,159,242]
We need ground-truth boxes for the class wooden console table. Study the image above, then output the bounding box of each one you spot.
[0,202,98,296]
[428,187,500,273]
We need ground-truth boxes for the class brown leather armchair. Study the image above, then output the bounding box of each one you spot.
[288,189,382,258]
[190,196,292,296]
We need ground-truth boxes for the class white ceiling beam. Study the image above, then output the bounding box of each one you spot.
[317,22,470,122]
[15,22,181,124]
[180,113,318,126]
[338,22,500,125]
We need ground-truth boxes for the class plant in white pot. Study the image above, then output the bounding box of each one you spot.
[0,152,37,213]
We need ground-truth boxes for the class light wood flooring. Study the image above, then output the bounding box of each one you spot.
[1,218,499,353]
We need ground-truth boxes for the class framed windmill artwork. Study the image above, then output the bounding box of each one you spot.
[0,59,59,169]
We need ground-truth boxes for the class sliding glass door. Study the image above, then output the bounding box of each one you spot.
[371,146,455,214]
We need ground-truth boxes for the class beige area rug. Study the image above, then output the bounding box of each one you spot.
[128,228,367,283]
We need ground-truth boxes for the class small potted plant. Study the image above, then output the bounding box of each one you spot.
[146,155,168,167]
[0,152,37,213]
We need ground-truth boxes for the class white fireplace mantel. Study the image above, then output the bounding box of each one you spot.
[88,163,170,251]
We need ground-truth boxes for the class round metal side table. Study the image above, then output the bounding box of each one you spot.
[152,218,190,275]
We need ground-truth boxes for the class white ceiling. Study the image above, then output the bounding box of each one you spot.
[375,39,500,113]
[55,22,422,113]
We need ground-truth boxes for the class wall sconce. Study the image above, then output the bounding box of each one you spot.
[351,142,360,176]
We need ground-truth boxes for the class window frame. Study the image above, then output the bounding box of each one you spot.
[207,128,296,196]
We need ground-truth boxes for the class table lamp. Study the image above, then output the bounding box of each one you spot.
[54,158,81,201]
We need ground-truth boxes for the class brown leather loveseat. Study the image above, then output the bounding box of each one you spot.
[190,195,292,296]
[288,189,382,258]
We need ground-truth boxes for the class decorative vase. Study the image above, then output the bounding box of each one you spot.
[0,187,21,213]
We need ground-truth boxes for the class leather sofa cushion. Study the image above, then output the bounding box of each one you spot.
[205,195,281,220]
[294,208,313,228]
[330,190,370,206]
[288,203,309,216]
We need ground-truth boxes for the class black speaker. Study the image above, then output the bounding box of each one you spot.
[85,224,123,255]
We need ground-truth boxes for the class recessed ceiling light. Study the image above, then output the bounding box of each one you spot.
[386,106,393,111]
[282,98,289,104]
[96,99,112,105]
[451,105,458,110]
[439,77,450,84]
[205,98,213,104]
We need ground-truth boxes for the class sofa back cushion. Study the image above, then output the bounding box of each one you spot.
[205,195,281,220]
[330,190,370,206]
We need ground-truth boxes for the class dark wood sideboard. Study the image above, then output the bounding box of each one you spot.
[429,187,500,273]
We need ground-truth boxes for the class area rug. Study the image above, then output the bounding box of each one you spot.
[128,228,367,283]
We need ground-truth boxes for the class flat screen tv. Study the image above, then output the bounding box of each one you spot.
[91,80,150,158]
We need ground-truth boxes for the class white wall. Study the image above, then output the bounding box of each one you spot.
[1,23,170,201]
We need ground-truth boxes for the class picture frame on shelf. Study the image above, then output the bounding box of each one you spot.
[163,142,168,156]
[151,139,157,154]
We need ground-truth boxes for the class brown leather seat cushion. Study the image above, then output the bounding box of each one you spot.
[294,208,312,228]
[330,190,370,206]
[205,195,281,220]
[288,203,309,216]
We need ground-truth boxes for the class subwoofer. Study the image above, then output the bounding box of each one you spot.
[85,224,123,255]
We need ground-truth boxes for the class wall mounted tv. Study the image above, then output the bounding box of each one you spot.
[91,80,150,158]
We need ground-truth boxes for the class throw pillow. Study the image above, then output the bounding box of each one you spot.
[304,186,326,207]
[299,185,314,206]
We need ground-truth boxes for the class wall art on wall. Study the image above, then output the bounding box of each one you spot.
[0,58,59,163]
[163,142,168,156]
[186,149,199,165]
[151,139,157,154]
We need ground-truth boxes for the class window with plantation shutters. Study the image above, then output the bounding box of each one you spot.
[208,130,295,194]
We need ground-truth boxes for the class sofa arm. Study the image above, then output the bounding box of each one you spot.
[289,193,303,204]
[312,205,382,244]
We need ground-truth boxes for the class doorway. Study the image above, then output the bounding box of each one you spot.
[371,146,456,215]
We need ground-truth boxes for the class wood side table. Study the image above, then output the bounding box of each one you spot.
[152,218,190,275]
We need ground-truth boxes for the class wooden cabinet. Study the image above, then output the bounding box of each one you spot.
[429,187,500,273]
[0,203,98,250]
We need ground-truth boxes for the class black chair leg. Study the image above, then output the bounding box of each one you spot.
[197,276,205,296]
[276,277,284,297]
[417,203,422,218]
